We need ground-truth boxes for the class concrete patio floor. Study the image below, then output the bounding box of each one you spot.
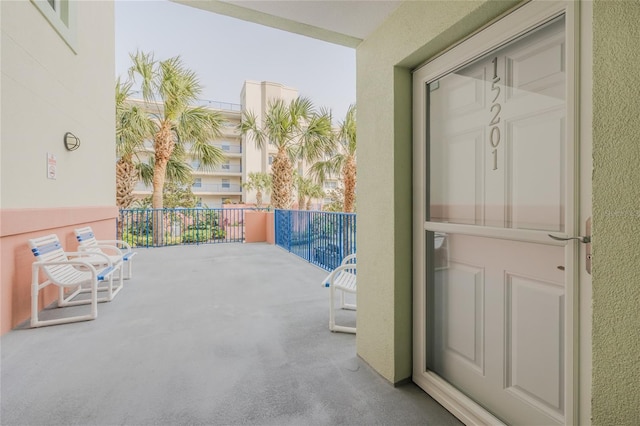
[1,243,461,426]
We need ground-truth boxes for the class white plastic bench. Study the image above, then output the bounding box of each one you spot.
[75,226,137,280]
[29,234,122,327]
[322,254,357,334]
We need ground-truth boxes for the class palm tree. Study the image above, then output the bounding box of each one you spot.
[127,51,226,210]
[239,97,333,209]
[294,173,324,210]
[294,172,311,210]
[242,172,271,208]
[115,78,154,208]
[305,182,325,210]
[310,104,357,213]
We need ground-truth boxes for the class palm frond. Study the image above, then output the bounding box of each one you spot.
[340,104,357,156]
[116,79,155,159]
[128,50,158,103]
[165,155,194,185]
[159,56,202,121]
[243,172,272,193]
[298,111,334,163]
[308,156,343,184]
[139,154,193,186]
[190,142,226,171]
[137,161,154,186]
[178,107,224,143]
[289,97,313,123]
[264,99,292,150]
[239,109,267,149]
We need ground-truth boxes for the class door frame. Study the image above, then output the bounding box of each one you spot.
[411,1,592,424]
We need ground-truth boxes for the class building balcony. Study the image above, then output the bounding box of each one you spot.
[133,182,242,195]
[213,143,242,155]
[192,183,242,194]
[193,165,242,175]
[1,243,459,425]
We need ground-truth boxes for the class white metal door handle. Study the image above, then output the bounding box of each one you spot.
[548,234,591,244]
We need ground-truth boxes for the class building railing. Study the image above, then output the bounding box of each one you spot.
[129,91,242,112]
[190,164,242,173]
[192,183,242,193]
[214,144,242,154]
[117,208,261,248]
[210,164,242,173]
[194,100,242,112]
[274,209,356,271]
[133,182,242,193]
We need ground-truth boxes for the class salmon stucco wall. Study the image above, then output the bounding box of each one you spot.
[244,211,267,243]
[591,1,640,423]
[355,0,519,383]
[1,0,116,334]
[1,207,118,333]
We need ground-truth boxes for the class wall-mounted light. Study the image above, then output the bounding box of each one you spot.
[64,132,80,151]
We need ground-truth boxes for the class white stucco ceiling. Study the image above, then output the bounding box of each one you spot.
[173,0,403,47]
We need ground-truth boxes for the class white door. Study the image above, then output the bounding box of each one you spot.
[413,4,585,425]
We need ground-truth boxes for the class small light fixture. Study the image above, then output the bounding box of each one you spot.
[64,132,80,151]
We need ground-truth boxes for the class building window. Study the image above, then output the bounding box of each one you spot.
[196,198,203,207]
[191,160,200,170]
[268,155,274,165]
[222,161,230,170]
[325,181,338,189]
[31,0,77,52]
[222,179,230,189]
[221,144,230,152]
[193,178,202,188]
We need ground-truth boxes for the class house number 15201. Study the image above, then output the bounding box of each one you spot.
[490,56,501,171]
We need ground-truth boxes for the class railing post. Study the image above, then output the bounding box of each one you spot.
[307,210,311,263]
[287,210,292,252]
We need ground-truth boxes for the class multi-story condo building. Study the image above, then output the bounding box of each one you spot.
[130,80,324,208]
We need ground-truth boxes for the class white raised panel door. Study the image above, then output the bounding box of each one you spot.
[425,17,569,425]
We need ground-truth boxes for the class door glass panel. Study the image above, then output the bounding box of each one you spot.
[429,17,566,232]
[425,16,568,425]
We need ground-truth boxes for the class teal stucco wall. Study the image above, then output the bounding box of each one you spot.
[591,1,640,423]
[355,0,518,383]
[356,0,640,422]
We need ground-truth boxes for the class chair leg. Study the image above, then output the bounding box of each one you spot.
[30,267,98,328]
[339,289,356,310]
[125,260,133,280]
[31,266,40,327]
[83,263,124,302]
[330,288,356,334]
[329,285,336,331]
[90,280,98,320]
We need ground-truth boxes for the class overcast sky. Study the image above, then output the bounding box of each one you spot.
[115,0,356,121]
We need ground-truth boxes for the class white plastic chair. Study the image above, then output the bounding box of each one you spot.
[29,234,121,327]
[74,226,136,280]
[322,254,357,334]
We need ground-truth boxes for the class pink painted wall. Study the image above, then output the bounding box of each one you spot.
[0,206,118,334]
[244,211,267,243]
[266,212,275,245]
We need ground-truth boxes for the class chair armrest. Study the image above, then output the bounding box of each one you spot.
[33,258,98,273]
[96,239,133,252]
[341,254,357,265]
[67,251,113,265]
[78,244,124,256]
[324,263,356,287]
